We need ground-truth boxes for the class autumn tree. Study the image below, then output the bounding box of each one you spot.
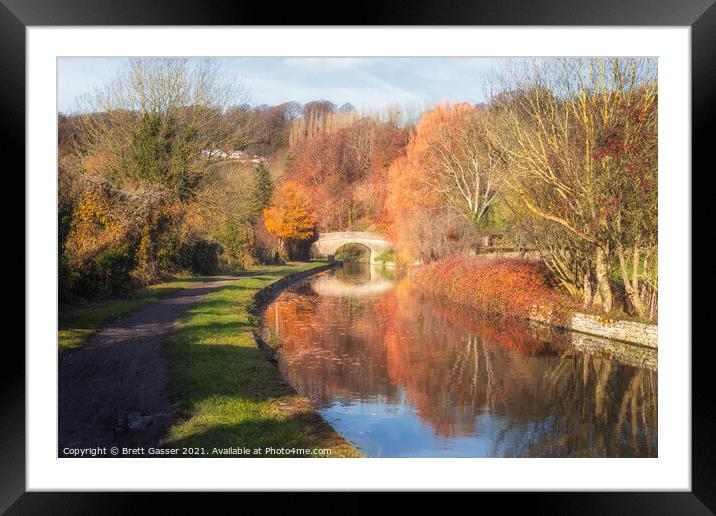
[488,57,657,314]
[384,104,501,263]
[247,101,301,154]
[288,110,359,147]
[287,117,406,232]
[337,102,357,114]
[302,100,336,118]
[76,58,247,195]
[60,58,248,295]
[263,181,318,260]
[407,103,503,228]
[188,159,276,269]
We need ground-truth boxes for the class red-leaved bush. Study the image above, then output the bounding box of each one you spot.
[412,257,574,319]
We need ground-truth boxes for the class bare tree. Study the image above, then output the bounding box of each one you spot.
[488,58,657,314]
[75,58,249,199]
[410,103,504,229]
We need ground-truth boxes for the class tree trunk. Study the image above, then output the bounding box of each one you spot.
[278,238,288,261]
[594,245,613,313]
[583,272,592,308]
[616,242,646,317]
[631,244,640,294]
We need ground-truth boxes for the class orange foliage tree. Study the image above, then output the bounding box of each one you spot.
[406,103,501,226]
[263,181,318,259]
[287,118,406,232]
[385,103,503,263]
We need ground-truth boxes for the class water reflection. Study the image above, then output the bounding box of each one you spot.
[261,263,657,457]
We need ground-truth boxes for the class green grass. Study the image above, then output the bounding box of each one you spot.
[58,275,221,354]
[161,262,362,457]
[374,249,396,263]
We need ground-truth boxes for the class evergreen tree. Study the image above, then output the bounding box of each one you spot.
[221,216,255,269]
[129,113,199,201]
[129,113,170,185]
[249,162,274,218]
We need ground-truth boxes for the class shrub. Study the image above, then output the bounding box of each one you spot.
[70,245,138,300]
[179,239,222,275]
[374,249,396,263]
[58,254,75,304]
[412,256,573,318]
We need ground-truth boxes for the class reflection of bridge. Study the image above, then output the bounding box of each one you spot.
[311,271,394,298]
[311,231,392,264]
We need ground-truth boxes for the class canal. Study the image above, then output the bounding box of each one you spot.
[260,263,657,458]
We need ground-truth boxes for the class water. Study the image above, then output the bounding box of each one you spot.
[261,263,657,458]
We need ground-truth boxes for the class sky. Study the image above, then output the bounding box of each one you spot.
[57,57,509,114]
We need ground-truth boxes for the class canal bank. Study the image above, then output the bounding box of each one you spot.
[161,262,362,457]
[411,258,657,349]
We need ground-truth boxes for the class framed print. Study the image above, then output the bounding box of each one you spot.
[3,0,710,511]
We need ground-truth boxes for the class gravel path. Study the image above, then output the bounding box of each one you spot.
[58,275,248,456]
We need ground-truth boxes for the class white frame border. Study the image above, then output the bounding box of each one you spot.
[27,26,691,491]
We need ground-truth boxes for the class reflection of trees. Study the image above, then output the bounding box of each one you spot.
[491,351,657,457]
[263,278,400,408]
[382,284,564,438]
[262,271,657,457]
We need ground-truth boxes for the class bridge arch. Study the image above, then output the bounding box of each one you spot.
[333,242,372,263]
[311,231,392,264]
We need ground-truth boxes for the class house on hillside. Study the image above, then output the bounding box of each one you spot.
[202,148,228,159]
[202,148,266,164]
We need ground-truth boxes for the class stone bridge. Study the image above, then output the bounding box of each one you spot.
[311,231,392,264]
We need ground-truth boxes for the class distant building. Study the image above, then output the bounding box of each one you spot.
[202,149,252,160]
[202,148,228,158]
[201,149,266,164]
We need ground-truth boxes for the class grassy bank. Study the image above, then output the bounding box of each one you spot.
[59,275,220,354]
[161,262,362,457]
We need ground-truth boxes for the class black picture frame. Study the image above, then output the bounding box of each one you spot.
[3,0,708,512]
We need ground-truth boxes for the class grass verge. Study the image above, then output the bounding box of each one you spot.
[58,275,219,355]
[161,262,362,458]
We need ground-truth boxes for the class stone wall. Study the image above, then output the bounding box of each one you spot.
[568,331,657,370]
[467,249,658,348]
[251,262,338,309]
[529,308,658,349]
[526,320,657,369]
[472,248,541,260]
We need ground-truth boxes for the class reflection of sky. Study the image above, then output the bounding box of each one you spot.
[321,389,507,458]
